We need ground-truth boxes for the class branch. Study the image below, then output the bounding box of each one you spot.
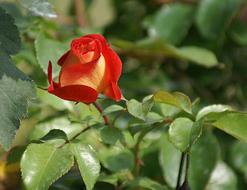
[93,102,110,126]
[176,153,190,190]
[58,125,91,148]
[133,119,173,176]
[133,124,160,176]
[176,152,186,189]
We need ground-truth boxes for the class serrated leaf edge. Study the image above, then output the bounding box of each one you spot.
[20,144,74,190]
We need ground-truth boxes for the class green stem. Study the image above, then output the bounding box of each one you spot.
[133,120,171,176]
[133,125,158,176]
[176,152,186,189]
[183,154,190,190]
[176,152,190,190]
[93,102,110,126]
[58,125,90,148]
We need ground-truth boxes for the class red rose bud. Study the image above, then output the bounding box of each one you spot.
[47,34,122,103]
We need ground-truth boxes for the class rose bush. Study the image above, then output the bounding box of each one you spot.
[2,1,247,190]
[47,34,122,103]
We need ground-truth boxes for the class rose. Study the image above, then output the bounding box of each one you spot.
[47,34,122,104]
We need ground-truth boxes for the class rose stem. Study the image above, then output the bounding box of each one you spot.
[176,152,186,190]
[58,125,91,148]
[133,124,160,176]
[133,120,173,177]
[93,102,110,126]
[180,153,190,190]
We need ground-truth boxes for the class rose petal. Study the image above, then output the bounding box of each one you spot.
[48,61,53,84]
[47,34,122,104]
[59,54,106,91]
[47,61,63,92]
[71,37,101,64]
[104,82,122,101]
[84,34,107,46]
[104,47,122,83]
[48,84,98,103]
[71,37,94,53]
[58,50,70,66]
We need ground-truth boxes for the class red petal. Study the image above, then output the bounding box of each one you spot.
[58,55,105,91]
[70,36,101,64]
[104,82,122,101]
[47,61,60,92]
[104,47,122,82]
[84,34,107,45]
[47,61,97,103]
[58,50,70,66]
[101,47,122,100]
[48,84,98,104]
[48,61,53,84]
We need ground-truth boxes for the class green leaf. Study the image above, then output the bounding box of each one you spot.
[177,46,218,67]
[173,92,192,113]
[145,112,163,123]
[230,141,247,178]
[206,161,238,190]
[127,177,168,190]
[99,146,134,172]
[154,90,192,114]
[0,53,35,150]
[229,20,247,46]
[159,104,180,117]
[40,129,68,141]
[0,2,27,29]
[142,95,154,116]
[188,131,220,190]
[29,118,83,141]
[103,105,125,115]
[191,98,201,115]
[70,142,100,190]
[196,0,244,39]
[20,0,57,18]
[212,112,247,143]
[159,133,182,188]
[154,91,180,107]
[0,7,21,55]
[70,103,103,125]
[126,99,149,120]
[100,126,124,145]
[97,173,118,185]
[21,143,74,190]
[168,117,194,152]
[150,3,194,45]
[35,32,69,78]
[196,104,233,121]
[122,131,135,148]
[189,120,203,147]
